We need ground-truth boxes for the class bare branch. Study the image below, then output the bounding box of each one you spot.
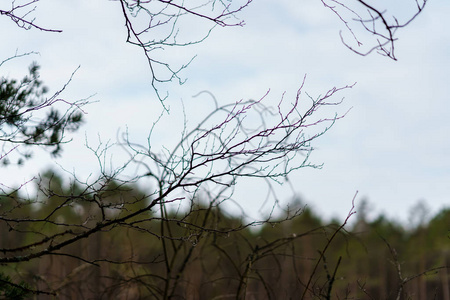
[115,0,252,105]
[322,0,428,60]
[0,0,61,32]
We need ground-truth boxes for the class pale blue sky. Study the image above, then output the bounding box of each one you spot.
[1,0,449,224]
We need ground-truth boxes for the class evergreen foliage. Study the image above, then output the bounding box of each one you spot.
[0,272,30,300]
[0,62,83,164]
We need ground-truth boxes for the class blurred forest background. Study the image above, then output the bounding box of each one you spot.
[1,170,448,299]
[1,1,449,299]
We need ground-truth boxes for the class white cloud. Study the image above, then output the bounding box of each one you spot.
[1,0,449,223]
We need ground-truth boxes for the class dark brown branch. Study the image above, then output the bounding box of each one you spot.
[0,0,62,32]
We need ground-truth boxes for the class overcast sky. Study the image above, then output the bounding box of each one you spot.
[1,0,449,224]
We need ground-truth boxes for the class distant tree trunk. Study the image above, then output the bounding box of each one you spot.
[86,233,101,298]
[418,257,427,300]
[418,229,427,300]
[299,234,314,295]
[441,254,450,300]
[379,253,387,298]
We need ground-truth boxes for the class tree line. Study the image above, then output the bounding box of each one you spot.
[0,171,448,299]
